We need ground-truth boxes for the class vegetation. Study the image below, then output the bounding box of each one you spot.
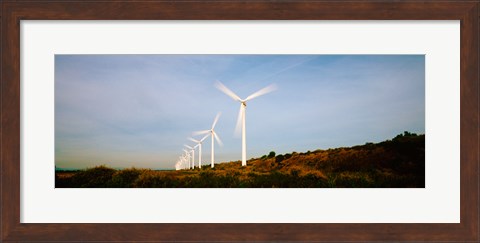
[56,132,425,188]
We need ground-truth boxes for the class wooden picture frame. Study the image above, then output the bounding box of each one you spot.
[1,0,478,241]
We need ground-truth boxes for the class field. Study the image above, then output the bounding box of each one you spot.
[56,132,424,188]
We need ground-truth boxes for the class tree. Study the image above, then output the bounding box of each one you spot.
[404,131,417,136]
[268,151,276,158]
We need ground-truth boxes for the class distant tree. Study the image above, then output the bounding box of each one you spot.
[394,134,402,140]
[275,154,285,163]
[404,131,417,136]
[284,153,292,159]
[268,151,276,158]
[394,131,418,141]
[260,155,267,160]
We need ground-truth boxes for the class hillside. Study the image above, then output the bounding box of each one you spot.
[56,132,425,188]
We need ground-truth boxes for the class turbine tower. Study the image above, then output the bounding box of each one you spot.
[215,81,277,166]
[193,113,223,168]
[188,134,209,169]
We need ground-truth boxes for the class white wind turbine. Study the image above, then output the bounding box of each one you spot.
[183,153,189,169]
[176,157,181,170]
[178,156,185,170]
[175,161,180,170]
[176,158,184,170]
[179,155,186,170]
[188,134,210,169]
[193,113,223,168]
[183,149,193,169]
[215,81,277,166]
[184,144,198,169]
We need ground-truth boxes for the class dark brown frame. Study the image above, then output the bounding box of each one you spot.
[1,0,479,242]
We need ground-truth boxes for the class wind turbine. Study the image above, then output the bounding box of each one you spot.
[176,157,181,170]
[193,113,223,168]
[188,134,209,169]
[183,149,191,169]
[184,144,198,169]
[175,161,180,170]
[183,154,189,169]
[180,155,186,170]
[215,81,277,166]
[178,156,186,170]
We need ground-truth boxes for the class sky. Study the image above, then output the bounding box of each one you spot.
[55,55,425,170]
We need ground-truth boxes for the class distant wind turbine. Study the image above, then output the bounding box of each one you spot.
[215,81,277,166]
[177,157,182,170]
[184,144,198,169]
[183,149,192,169]
[178,155,186,170]
[188,134,209,169]
[175,160,180,170]
[193,113,223,168]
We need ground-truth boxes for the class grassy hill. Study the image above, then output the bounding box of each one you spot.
[56,132,424,188]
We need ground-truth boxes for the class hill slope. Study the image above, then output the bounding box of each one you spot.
[56,132,425,188]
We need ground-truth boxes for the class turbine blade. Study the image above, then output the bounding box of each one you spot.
[215,81,242,102]
[245,84,277,101]
[213,132,223,146]
[234,104,244,137]
[193,130,210,136]
[184,144,193,149]
[200,134,210,142]
[194,144,200,149]
[211,112,221,129]
[188,137,199,143]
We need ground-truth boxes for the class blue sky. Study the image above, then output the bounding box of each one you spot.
[55,55,424,170]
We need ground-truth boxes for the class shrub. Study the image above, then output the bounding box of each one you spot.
[70,165,116,188]
[133,170,166,187]
[108,168,142,187]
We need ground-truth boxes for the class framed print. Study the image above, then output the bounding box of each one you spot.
[1,0,479,242]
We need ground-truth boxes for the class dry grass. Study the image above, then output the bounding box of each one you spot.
[56,133,424,188]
